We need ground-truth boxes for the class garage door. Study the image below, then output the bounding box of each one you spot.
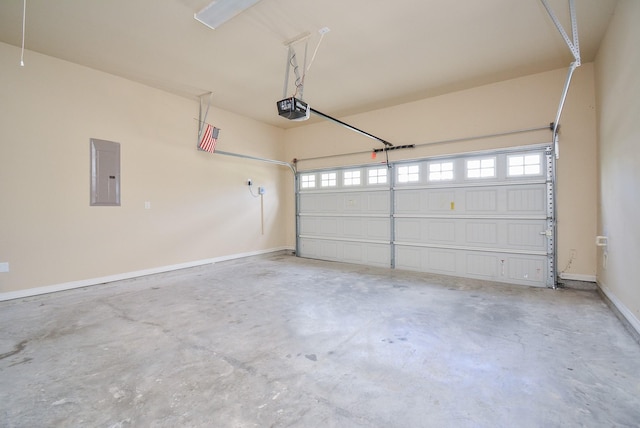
[297,167,392,267]
[297,144,555,287]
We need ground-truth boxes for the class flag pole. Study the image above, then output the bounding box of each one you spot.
[198,92,213,145]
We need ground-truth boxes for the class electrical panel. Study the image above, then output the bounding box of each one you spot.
[90,139,121,206]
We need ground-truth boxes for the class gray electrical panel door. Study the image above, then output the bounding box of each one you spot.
[90,139,121,206]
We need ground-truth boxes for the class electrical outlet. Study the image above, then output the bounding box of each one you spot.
[258,187,265,195]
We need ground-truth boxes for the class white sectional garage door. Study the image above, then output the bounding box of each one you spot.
[297,144,555,287]
[297,168,392,267]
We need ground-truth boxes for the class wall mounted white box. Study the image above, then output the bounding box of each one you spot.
[90,139,121,206]
[0,262,9,273]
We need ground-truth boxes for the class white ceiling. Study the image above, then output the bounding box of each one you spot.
[0,0,617,128]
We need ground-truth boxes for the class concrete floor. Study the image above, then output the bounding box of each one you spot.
[1,253,639,427]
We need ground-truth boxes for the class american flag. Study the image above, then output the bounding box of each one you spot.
[198,124,219,153]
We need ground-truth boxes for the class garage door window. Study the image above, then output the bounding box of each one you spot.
[398,165,420,183]
[508,154,542,176]
[368,168,387,184]
[428,161,454,181]
[321,172,337,187]
[300,174,316,189]
[344,170,361,186]
[466,158,495,179]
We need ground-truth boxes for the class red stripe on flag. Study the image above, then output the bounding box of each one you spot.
[199,124,215,153]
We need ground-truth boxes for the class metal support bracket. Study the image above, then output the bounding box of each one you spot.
[540,0,582,159]
[282,33,311,99]
[540,0,581,65]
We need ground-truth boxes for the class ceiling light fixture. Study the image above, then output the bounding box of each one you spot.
[194,0,262,30]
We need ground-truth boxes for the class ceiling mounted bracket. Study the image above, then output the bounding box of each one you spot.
[540,0,581,65]
[282,32,311,100]
[540,0,582,159]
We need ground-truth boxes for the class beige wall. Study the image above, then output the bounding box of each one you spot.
[285,65,599,281]
[0,39,604,296]
[0,42,292,295]
[594,0,640,330]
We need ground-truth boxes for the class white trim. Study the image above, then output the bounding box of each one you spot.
[0,247,293,302]
[598,280,640,337]
[558,272,596,282]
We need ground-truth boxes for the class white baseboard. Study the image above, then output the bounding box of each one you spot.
[598,280,640,338]
[558,272,596,282]
[0,247,294,302]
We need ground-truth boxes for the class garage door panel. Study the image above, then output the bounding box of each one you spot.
[395,191,421,213]
[397,185,546,216]
[465,253,498,278]
[394,246,422,270]
[506,221,547,248]
[466,222,498,245]
[300,191,389,215]
[465,189,498,212]
[506,186,546,214]
[341,218,363,237]
[298,238,390,267]
[320,217,339,235]
[343,217,390,240]
[395,219,421,242]
[342,242,364,263]
[299,194,316,212]
[299,238,319,257]
[429,249,458,273]
[301,216,390,241]
[321,240,339,259]
[427,191,457,212]
[396,189,457,214]
[368,192,391,212]
[395,218,456,243]
[393,246,459,275]
[365,218,391,240]
[343,194,363,211]
[344,191,389,215]
[394,218,546,252]
[299,217,316,235]
[394,245,549,286]
[364,244,391,267]
[299,194,337,212]
[506,255,547,285]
